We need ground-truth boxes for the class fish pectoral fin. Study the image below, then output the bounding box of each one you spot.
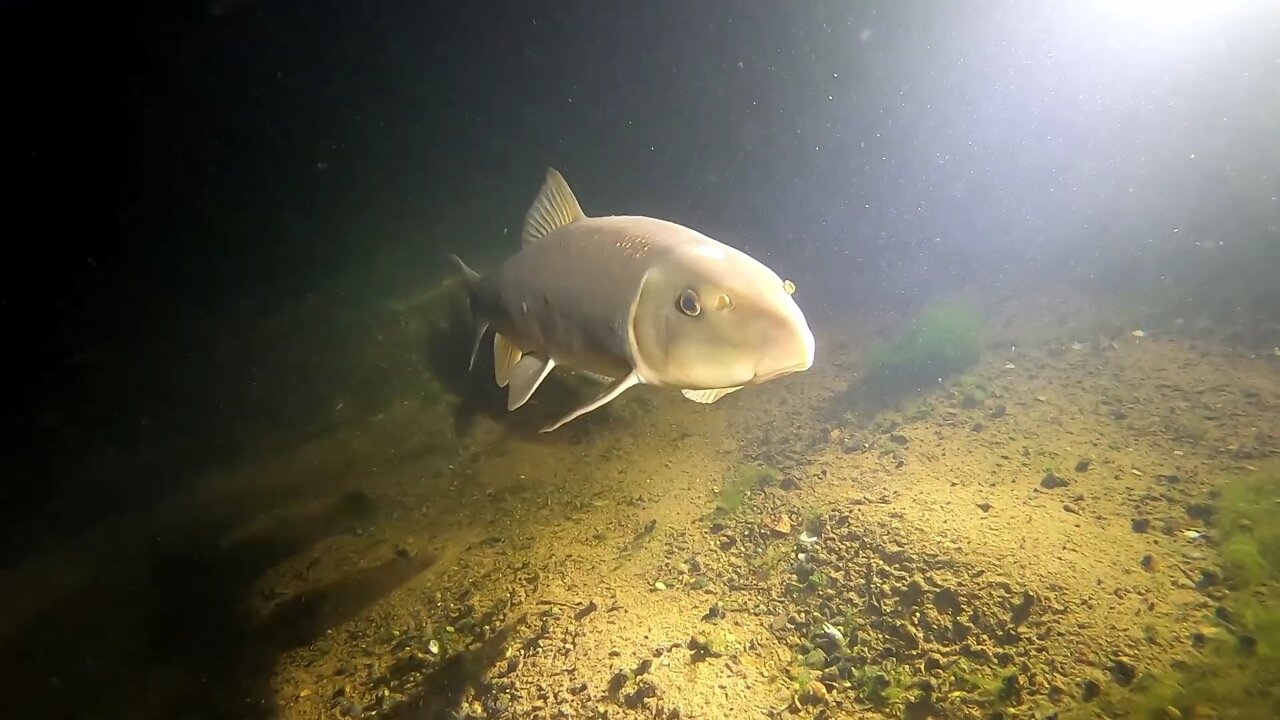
[507,355,556,411]
[681,386,744,404]
[521,168,585,246]
[493,333,523,388]
[540,371,641,433]
[467,320,489,372]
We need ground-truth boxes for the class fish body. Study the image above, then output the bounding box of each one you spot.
[450,169,815,432]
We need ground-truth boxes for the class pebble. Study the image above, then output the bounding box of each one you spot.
[799,680,828,705]
[1041,472,1071,489]
[654,581,667,591]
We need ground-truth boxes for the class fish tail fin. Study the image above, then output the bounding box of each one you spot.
[447,253,488,372]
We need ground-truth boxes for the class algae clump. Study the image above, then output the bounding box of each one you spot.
[864,300,982,390]
[714,464,781,516]
[1215,468,1280,589]
[1095,465,1280,720]
[837,299,983,418]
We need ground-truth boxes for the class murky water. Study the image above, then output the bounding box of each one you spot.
[3,2,1279,719]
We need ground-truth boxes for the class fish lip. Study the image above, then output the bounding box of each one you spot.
[753,359,813,383]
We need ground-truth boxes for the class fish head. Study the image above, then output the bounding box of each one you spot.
[629,242,815,390]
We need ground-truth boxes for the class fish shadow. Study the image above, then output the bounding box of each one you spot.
[0,494,432,719]
[416,283,509,436]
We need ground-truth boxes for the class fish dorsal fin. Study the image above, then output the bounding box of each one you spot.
[522,168,585,246]
[681,386,743,404]
[493,333,523,388]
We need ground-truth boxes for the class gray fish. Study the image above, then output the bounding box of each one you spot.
[449,168,815,432]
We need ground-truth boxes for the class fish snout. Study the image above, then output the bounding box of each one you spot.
[752,307,815,383]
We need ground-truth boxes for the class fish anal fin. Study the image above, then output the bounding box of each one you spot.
[540,371,641,433]
[493,333,523,388]
[681,386,743,404]
[507,355,556,411]
[521,168,585,246]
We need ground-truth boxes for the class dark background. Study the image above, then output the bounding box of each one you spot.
[3,0,1277,559]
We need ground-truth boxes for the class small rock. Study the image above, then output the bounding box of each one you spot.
[803,648,827,669]
[1196,569,1222,590]
[1074,458,1092,473]
[1081,678,1102,701]
[989,404,1007,419]
[1109,658,1137,686]
[607,670,630,695]
[976,501,993,513]
[889,432,910,446]
[654,581,667,591]
[799,680,828,705]
[1185,502,1214,522]
[1041,472,1070,489]
[1131,517,1151,533]
[970,421,985,432]
[1010,591,1037,626]
[1239,634,1258,654]
[1063,502,1080,515]
[765,515,793,536]
[1141,553,1160,572]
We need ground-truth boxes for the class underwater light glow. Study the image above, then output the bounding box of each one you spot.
[1089,0,1257,34]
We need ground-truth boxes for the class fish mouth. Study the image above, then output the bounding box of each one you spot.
[753,359,813,383]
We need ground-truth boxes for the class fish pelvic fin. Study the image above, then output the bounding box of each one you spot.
[447,253,487,371]
[681,386,743,404]
[493,332,523,388]
[521,168,585,246]
[507,355,556,411]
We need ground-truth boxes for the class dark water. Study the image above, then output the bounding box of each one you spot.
[3,1,1278,718]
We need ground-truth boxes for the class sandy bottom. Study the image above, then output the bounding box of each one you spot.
[1,287,1276,720]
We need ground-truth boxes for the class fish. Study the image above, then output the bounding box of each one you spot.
[448,168,815,433]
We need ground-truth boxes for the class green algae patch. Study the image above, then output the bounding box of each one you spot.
[1088,465,1280,720]
[836,299,983,419]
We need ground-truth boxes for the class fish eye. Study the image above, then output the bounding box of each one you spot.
[677,288,701,316]
[715,293,733,311]
[782,279,796,295]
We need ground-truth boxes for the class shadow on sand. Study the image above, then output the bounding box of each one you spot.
[0,494,441,719]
